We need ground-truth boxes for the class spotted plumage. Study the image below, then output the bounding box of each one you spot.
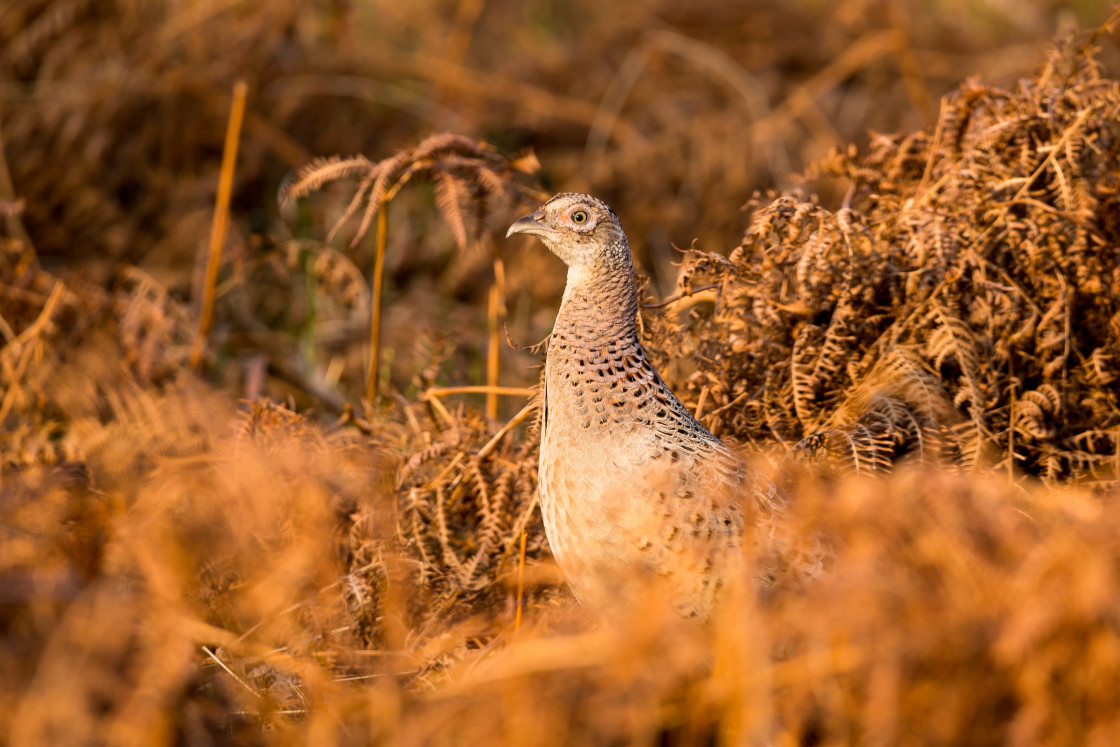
[508,193,793,619]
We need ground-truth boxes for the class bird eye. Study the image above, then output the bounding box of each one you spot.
[571,210,588,225]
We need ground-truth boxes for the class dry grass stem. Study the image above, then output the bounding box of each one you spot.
[368,201,389,403]
[3,7,1120,744]
[190,79,247,369]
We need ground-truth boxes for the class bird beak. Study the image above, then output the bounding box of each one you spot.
[506,211,556,239]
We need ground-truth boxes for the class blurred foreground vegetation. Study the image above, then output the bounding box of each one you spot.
[2,2,1120,744]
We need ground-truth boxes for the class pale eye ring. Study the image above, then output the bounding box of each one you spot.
[571,210,589,225]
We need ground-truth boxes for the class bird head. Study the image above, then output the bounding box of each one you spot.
[506,193,631,279]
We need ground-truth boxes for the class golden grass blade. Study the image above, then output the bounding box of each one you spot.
[190,79,247,369]
[0,279,65,424]
[202,646,262,699]
[424,386,535,399]
[477,400,537,459]
[488,253,508,420]
[486,282,500,419]
[367,201,389,403]
[514,530,527,634]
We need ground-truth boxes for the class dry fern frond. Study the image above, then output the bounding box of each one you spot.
[283,133,541,250]
[646,35,1120,487]
[386,401,546,623]
[277,155,376,206]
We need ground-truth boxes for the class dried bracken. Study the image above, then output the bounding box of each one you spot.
[4,9,1120,746]
[652,36,1120,488]
[280,133,541,250]
[280,132,541,401]
[386,400,544,624]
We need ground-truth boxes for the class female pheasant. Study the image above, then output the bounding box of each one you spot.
[507,193,791,619]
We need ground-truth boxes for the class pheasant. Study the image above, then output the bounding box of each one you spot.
[507,193,795,620]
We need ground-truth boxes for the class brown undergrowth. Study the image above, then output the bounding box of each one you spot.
[3,17,1120,747]
[653,33,1120,488]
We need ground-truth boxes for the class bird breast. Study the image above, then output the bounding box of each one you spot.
[538,336,747,618]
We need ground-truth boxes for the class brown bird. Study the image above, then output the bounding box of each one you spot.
[507,193,797,620]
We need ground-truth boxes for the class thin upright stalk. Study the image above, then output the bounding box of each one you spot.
[191,80,247,369]
[486,254,506,419]
[1007,379,1016,483]
[514,530,527,634]
[367,202,389,403]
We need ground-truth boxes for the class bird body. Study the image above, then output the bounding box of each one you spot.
[508,193,785,619]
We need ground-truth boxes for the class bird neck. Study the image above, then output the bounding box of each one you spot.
[553,259,640,349]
